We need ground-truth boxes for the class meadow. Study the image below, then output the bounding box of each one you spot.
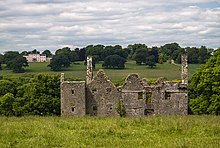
[0,61,200,82]
[0,116,219,147]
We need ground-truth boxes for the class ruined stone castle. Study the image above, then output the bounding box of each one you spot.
[61,54,188,117]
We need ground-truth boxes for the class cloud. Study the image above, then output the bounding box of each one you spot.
[0,0,219,53]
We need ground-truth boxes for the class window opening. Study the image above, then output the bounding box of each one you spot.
[165,92,171,100]
[92,105,97,111]
[71,89,75,95]
[71,107,75,112]
[138,92,143,99]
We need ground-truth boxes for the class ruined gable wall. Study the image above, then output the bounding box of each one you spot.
[61,81,86,117]
[121,74,147,116]
[86,70,120,116]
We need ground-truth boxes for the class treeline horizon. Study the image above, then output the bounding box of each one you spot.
[0,42,217,72]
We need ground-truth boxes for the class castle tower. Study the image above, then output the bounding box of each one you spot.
[86,56,93,84]
[181,52,188,84]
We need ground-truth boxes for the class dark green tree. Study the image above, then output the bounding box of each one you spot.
[160,42,182,63]
[49,47,78,71]
[29,49,40,54]
[189,49,220,115]
[102,55,126,69]
[135,53,146,65]
[134,48,147,65]
[127,44,148,59]
[49,53,70,71]
[146,55,156,68]
[42,50,53,57]
[7,56,28,73]
[0,80,16,96]
[3,51,28,73]
[78,48,86,61]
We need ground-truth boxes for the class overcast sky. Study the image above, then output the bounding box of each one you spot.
[0,0,220,53]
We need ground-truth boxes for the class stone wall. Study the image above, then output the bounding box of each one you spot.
[152,80,188,115]
[121,74,147,116]
[61,81,86,117]
[86,70,121,116]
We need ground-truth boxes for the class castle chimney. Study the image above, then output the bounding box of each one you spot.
[181,52,188,84]
[86,56,93,84]
[61,73,64,83]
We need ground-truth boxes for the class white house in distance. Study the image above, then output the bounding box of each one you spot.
[23,54,47,62]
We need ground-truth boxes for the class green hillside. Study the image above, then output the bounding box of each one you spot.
[0,61,200,82]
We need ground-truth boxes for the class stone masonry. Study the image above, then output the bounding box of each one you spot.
[61,54,188,117]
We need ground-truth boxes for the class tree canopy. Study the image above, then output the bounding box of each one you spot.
[42,49,53,57]
[102,55,126,69]
[48,47,78,71]
[189,48,220,115]
[0,74,60,116]
[2,51,28,73]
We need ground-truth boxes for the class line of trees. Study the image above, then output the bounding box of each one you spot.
[0,42,214,72]
[48,43,214,71]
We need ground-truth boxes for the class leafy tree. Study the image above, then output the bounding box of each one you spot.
[102,55,126,69]
[189,49,220,115]
[49,53,70,71]
[49,47,78,71]
[20,51,28,56]
[186,46,212,64]
[146,55,156,68]
[0,80,16,96]
[160,42,182,63]
[150,47,159,62]
[135,53,146,65]
[0,93,15,116]
[127,44,148,59]
[3,51,20,66]
[42,50,53,57]
[7,56,28,73]
[3,51,28,73]
[29,49,40,54]
[78,48,86,61]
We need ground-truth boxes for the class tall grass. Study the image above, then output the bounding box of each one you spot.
[0,116,219,147]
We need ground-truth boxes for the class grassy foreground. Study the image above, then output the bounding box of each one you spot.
[0,116,219,148]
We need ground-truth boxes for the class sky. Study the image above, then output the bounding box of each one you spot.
[0,0,220,53]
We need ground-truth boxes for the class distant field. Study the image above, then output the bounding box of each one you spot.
[0,116,219,147]
[0,61,201,82]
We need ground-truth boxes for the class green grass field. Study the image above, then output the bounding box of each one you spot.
[0,116,219,147]
[0,61,200,82]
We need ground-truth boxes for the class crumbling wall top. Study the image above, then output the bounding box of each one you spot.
[122,73,148,91]
[93,69,109,82]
